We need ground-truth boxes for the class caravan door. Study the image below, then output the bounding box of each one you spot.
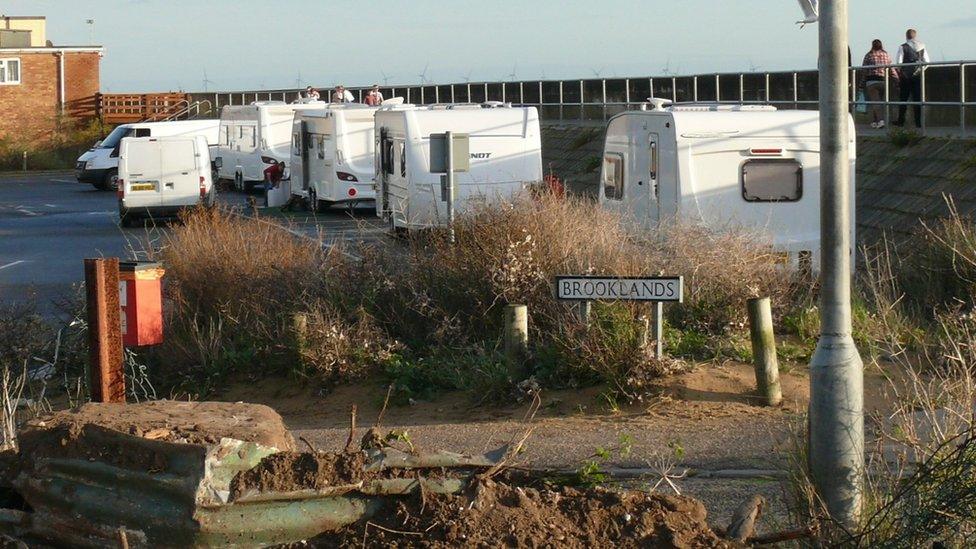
[378,129,392,218]
[300,121,311,190]
[632,132,661,226]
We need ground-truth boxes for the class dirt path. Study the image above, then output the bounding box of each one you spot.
[221,361,893,531]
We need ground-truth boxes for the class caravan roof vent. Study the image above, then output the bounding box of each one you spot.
[480,101,511,109]
[643,98,673,111]
[253,100,287,106]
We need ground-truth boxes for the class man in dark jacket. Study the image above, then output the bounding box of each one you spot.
[894,29,930,128]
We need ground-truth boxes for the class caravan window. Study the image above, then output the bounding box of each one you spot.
[380,139,394,175]
[293,132,301,154]
[317,136,325,159]
[742,159,802,202]
[602,154,624,201]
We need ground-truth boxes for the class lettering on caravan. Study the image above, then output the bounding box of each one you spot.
[470,152,492,159]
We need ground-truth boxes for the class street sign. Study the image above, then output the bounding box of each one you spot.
[554,276,683,302]
[429,133,470,173]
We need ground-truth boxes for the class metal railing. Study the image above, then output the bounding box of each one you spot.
[185,60,975,134]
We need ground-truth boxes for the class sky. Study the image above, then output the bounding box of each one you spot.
[3,0,975,93]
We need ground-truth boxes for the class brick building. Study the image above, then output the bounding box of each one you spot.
[0,16,102,143]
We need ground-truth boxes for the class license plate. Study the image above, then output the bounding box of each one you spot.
[130,181,156,191]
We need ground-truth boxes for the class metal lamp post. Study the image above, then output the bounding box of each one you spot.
[809,0,864,527]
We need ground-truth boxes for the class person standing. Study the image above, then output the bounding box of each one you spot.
[304,86,320,100]
[332,85,355,103]
[861,39,898,129]
[894,28,930,128]
[364,85,384,106]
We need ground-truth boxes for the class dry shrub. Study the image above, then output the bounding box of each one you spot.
[342,194,795,396]
[161,208,333,321]
[158,197,797,396]
[655,223,798,333]
[157,209,376,385]
[295,305,399,384]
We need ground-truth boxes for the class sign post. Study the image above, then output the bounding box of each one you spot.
[555,275,683,358]
[429,132,470,245]
[809,0,864,527]
[446,131,455,244]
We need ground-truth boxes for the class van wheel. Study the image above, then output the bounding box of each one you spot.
[103,169,119,191]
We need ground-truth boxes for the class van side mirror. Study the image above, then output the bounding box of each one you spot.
[93,140,102,148]
[214,157,223,169]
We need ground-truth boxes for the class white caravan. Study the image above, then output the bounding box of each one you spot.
[117,136,215,227]
[76,119,219,191]
[289,104,380,211]
[599,101,856,270]
[375,103,543,231]
[215,100,326,192]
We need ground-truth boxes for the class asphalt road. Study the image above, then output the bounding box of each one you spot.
[0,172,382,317]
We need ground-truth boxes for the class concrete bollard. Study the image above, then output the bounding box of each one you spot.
[503,304,528,375]
[747,297,782,406]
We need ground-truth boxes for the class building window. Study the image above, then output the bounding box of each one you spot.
[602,153,624,200]
[741,159,802,202]
[0,58,21,85]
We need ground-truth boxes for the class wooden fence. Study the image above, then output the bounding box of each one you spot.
[96,93,191,124]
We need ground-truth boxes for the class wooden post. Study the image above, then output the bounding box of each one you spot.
[747,297,782,406]
[577,300,591,325]
[292,312,309,361]
[85,258,125,403]
[503,304,528,375]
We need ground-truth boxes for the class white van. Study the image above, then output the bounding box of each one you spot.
[598,100,856,269]
[290,104,382,211]
[117,136,215,227]
[214,100,326,192]
[374,103,543,231]
[76,119,219,191]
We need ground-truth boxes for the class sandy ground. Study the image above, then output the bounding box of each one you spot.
[220,360,894,532]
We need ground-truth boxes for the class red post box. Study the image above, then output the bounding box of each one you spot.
[119,261,165,347]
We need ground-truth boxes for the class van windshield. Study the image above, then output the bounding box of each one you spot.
[99,126,150,149]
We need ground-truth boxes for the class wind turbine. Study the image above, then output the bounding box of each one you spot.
[590,67,605,78]
[506,62,518,81]
[380,70,391,85]
[294,70,303,89]
[202,69,216,92]
[661,58,673,76]
[462,69,472,83]
[418,63,430,84]
[85,19,95,45]
[748,57,761,72]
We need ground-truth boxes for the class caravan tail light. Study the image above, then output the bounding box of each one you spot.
[749,148,783,156]
[337,171,358,182]
[117,180,124,199]
[199,176,206,198]
[260,156,276,164]
[348,187,358,197]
